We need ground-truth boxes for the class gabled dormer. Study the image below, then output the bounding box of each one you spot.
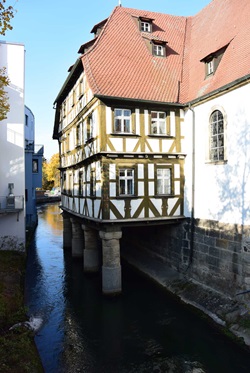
[201,44,229,78]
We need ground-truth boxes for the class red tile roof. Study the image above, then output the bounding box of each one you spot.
[82,7,186,104]
[80,0,250,105]
[181,0,250,102]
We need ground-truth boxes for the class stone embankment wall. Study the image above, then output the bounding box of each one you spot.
[122,219,250,296]
[182,219,250,296]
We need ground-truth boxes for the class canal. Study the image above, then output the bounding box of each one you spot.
[25,203,250,372]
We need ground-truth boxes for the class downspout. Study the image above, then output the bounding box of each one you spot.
[188,104,195,267]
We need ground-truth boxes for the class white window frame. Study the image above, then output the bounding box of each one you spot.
[151,111,167,135]
[156,168,172,195]
[153,44,164,56]
[209,110,225,162]
[119,168,134,196]
[207,60,214,75]
[141,21,151,32]
[114,109,132,133]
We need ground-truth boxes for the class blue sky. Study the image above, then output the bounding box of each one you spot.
[2,0,211,160]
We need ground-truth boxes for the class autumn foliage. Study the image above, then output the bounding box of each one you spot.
[0,1,16,121]
[42,153,60,190]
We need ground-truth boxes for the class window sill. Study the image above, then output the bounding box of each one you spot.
[205,160,227,165]
[154,194,174,198]
[117,195,137,199]
[148,134,174,138]
[111,132,140,137]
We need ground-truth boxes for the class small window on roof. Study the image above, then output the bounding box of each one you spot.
[141,21,151,32]
[139,17,153,33]
[152,41,166,57]
[201,44,229,79]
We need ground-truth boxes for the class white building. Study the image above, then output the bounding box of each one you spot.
[0,41,25,251]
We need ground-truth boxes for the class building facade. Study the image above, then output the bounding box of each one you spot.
[25,106,44,233]
[0,41,26,251]
[53,0,250,295]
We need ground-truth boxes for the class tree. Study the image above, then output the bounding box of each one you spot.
[0,0,15,36]
[0,67,10,120]
[42,153,60,190]
[0,1,16,121]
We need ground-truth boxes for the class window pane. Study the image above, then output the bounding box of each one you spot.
[210,110,224,161]
[120,180,125,195]
[115,109,122,116]
[115,119,122,132]
[124,119,130,132]
[157,168,171,195]
[151,111,166,134]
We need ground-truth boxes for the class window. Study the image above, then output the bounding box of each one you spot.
[32,159,38,173]
[207,60,214,75]
[201,45,228,78]
[63,101,66,118]
[78,79,84,98]
[151,111,167,134]
[156,168,172,195]
[79,171,83,196]
[153,43,165,57]
[87,113,95,140]
[25,114,28,126]
[209,110,224,161]
[119,168,134,196]
[90,168,96,197]
[141,21,151,32]
[114,109,131,133]
[76,124,81,146]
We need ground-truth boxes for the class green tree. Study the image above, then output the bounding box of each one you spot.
[0,1,16,121]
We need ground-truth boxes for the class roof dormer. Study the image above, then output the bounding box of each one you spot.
[139,16,154,33]
[201,44,229,78]
[90,18,108,37]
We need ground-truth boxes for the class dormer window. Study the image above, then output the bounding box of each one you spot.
[207,60,214,75]
[152,41,166,57]
[141,21,151,32]
[201,44,229,78]
[139,17,153,33]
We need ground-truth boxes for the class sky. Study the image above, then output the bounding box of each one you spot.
[2,0,211,160]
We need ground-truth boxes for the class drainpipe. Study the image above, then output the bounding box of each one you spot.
[188,104,195,267]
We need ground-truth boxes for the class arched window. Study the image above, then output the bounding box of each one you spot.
[209,110,225,161]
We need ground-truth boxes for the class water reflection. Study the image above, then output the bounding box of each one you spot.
[25,203,250,373]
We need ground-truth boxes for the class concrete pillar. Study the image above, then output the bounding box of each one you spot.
[82,225,99,272]
[99,229,122,295]
[70,218,84,258]
[63,215,72,249]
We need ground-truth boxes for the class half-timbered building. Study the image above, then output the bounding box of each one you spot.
[53,0,250,296]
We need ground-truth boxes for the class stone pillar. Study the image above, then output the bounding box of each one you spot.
[63,215,72,249]
[70,218,84,258]
[99,229,122,295]
[82,225,99,272]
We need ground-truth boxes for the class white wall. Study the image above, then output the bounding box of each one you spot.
[184,83,250,226]
[0,41,26,250]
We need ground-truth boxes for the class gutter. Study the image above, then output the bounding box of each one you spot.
[95,94,185,107]
[188,104,195,267]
